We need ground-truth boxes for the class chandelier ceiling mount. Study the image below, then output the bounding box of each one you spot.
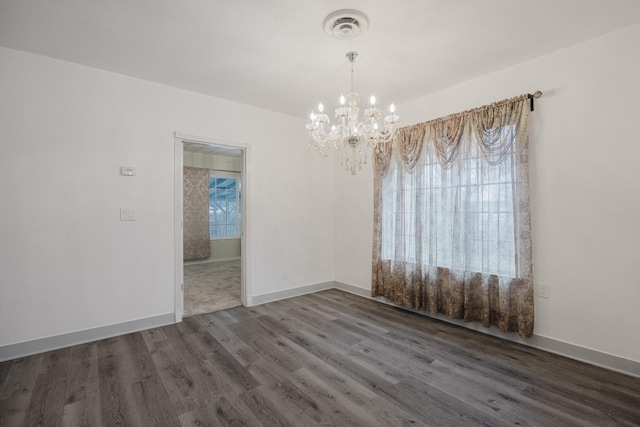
[322,9,369,41]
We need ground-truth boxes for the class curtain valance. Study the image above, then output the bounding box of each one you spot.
[378,94,531,174]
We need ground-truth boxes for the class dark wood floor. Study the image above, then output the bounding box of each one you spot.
[1,290,639,426]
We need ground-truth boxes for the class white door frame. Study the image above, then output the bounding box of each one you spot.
[174,131,251,322]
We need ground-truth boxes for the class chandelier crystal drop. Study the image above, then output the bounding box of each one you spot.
[305,51,400,175]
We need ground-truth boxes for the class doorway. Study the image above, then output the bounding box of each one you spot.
[174,133,248,322]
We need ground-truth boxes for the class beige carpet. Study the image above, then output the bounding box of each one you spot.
[183,260,241,317]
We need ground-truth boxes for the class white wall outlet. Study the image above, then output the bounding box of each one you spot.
[539,283,550,299]
[120,207,136,221]
[282,271,288,280]
[120,166,136,176]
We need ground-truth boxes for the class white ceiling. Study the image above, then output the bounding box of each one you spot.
[2,0,640,119]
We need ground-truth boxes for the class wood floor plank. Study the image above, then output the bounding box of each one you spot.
[159,323,209,367]
[0,393,31,427]
[198,310,240,327]
[38,347,72,379]
[264,299,400,373]
[0,354,42,401]
[150,342,202,416]
[219,327,327,425]
[184,359,239,402]
[128,376,181,425]
[284,305,363,346]
[2,289,639,426]
[202,322,261,368]
[239,385,316,427]
[65,342,99,406]
[140,326,169,352]
[255,305,403,384]
[379,317,640,425]
[225,305,272,323]
[350,337,547,424]
[247,320,379,407]
[209,395,263,426]
[22,372,67,427]
[0,363,10,387]
[226,318,303,374]
[178,408,216,427]
[97,352,136,426]
[519,384,639,426]
[388,375,514,427]
[175,316,205,336]
[334,317,436,364]
[188,329,261,392]
[361,396,429,427]
[288,367,389,427]
[249,374,324,425]
[178,395,262,427]
[61,395,101,427]
[283,296,339,322]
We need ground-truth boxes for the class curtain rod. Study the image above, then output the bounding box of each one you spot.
[401,91,544,132]
[527,91,543,111]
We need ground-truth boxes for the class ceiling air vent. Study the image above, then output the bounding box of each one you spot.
[323,10,369,40]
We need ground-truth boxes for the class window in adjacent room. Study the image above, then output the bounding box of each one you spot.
[209,173,241,239]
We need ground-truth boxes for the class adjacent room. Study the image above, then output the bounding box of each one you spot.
[1,1,639,426]
[182,142,243,317]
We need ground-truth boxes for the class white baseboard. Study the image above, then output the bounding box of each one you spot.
[0,313,174,362]
[334,281,372,298]
[333,281,640,378]
[250,281,336,306]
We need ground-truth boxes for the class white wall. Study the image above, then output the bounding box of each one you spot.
[334,23,640,364]
[0,47,334,347]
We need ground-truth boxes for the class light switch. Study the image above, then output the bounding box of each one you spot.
[120,166,136,176]
[120,208,136,221]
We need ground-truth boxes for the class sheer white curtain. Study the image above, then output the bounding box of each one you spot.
[372,95,534,338]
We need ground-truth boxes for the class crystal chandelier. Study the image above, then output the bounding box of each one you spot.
[306,51,400,175]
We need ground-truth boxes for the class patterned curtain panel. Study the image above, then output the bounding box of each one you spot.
[372,94,534,338]
[184,167,211,261]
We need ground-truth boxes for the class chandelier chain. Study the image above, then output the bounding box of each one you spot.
[350,56,354,93]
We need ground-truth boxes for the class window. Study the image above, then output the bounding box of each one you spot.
[209,174,241,239]
[380,126,518,277]
[382,138,516,277]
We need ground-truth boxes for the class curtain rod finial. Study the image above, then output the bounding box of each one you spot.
[533,91,542,98]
